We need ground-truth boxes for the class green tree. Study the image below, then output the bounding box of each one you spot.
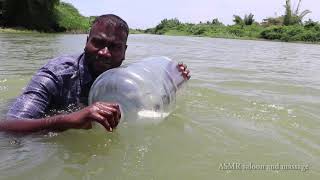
[211,18,224,26]
[233,14,255,25]
[3,0,60,31]
[283,0,292,25]
[244,13,255,25]
[304,19,318,28]
[205,18,223,26]
[261,17,284,26]
[283,0,311,25]
[153,18,181,34]
[55,2,90,32]
[233,15,243,25]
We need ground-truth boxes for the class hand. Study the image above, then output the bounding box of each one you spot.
[64,102,121,132]
[177,62,191,80]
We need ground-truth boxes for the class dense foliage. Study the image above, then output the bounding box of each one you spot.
[1,0,90,32]
[144,18,320,42]
[144,19,264,39]
[233,13,255,26]
[1,0,320,43]
[2,0,59,31]
[261,23,320,42]
[283,0,311,26]
[55,2,90,32]
[143,0,320,42]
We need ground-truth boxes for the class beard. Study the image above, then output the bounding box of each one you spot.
[84,52,122,78]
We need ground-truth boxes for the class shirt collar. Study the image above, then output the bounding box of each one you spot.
[78,53,93,87]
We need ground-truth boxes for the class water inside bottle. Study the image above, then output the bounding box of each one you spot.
[88,56,186,123]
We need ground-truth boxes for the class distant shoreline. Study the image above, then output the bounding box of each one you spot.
[146,32,320,45]
[0,27,145,35]
[1,27,318,45]
[0,27,88,34]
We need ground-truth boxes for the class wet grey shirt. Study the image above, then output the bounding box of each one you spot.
[6,53,93,119]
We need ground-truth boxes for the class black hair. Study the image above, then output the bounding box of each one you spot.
[91,14,129,36]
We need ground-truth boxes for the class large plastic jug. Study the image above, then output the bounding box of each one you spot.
[88,56,186,123]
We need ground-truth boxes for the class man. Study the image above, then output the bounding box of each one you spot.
[0,14,190,132]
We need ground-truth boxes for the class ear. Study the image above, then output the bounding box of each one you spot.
[84,36,89,52]
[122,45,128,61]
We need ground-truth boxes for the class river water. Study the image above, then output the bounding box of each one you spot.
[0,33,319,179]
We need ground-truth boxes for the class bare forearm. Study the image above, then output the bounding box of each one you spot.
[0,114,70,132]
[1,102,121,133]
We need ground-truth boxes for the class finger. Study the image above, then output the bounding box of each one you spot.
[102,103,121,127]
[98,108,116,128]
[99,102,119,108]
[177,63,184,72]
[95,102,116,108]
[90,111,112,132]
[96,119,113,132]
[182,72,187,79]
[95,107,116,129]
[184,74,191,80]
[89,111,105,121]
[96,104,119,128]
[187,74,191,80]
[96,102,118,113]
[112,104,121,126]
[184,69,190,76]
[178,65,185,72]
[183,64,187,70]
[96,102,121,120]
[113,111,120,128]
[89,103,114,132]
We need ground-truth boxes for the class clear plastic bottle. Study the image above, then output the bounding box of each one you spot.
[88,56,186,123]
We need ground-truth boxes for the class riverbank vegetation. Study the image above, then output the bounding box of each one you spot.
[0,0,142,34]
[1,0,320,43]
[0,27,39,33]
[0,0,90,33]
[144,0,320,42]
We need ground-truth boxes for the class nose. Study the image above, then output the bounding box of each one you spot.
[98,47,111,58]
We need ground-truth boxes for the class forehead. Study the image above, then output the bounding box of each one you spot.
[89,22,127,42]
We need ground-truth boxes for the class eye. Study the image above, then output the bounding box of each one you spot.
[91,38,106,48]
[109,44,123,51]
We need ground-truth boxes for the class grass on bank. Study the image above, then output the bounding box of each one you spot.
[1,2,146,34]
[129,29,145,34]
[2,0,320,43]
[54,2,90,33]
[143,18,320,43]
[0,27,39,33]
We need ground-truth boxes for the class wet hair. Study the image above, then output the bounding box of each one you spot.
[91,14,129,37]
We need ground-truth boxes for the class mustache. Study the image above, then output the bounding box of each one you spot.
[84,52,122,68]
[94,56,112,64]
[86,53,113,65]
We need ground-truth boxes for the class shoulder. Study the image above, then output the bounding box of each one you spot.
[40,53,83,76]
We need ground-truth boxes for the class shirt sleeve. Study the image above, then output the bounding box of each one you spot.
[6,68,61,120]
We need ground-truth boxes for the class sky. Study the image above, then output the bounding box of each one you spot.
[62,0,319,29]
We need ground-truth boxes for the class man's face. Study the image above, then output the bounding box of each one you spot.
[84,22,128,77]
